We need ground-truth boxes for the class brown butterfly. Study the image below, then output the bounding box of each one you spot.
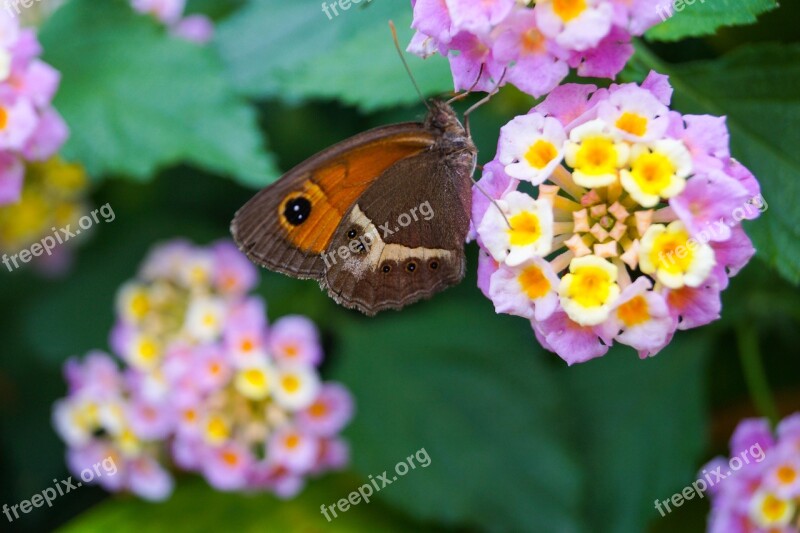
[231,98,476,316]
[231,23,492,316]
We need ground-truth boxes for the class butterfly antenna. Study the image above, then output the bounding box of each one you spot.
[470,174,513,230]
[389,21,431,112]
[464,68,507,138]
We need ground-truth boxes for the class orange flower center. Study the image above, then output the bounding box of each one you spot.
[309,402,328,418]
[519,265,551,300]
[221,451,239,467]
[553,0,587,22]
[617,295,650,327]
[285,434,300,449]
[777,465,797,485]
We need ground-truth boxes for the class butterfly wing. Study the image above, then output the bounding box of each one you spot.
[321,148,474,315]
[231,123,437,280]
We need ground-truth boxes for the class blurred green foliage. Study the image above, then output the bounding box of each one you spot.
[645,0,777,41]
[0,0,798,532]
[216,0,455,110]
[40,0,277,188]
[60,475,426,533]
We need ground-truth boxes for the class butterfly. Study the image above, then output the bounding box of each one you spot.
[230,98,477,316]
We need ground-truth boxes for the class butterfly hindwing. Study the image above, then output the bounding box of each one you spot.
[321,148,474,315]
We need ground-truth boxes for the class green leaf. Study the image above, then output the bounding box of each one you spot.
[566,336,711,532]
[215,0,343,99]
[331,292,586,533]
[216,0,453,111]
[40,0,278,188]
[646,0,777,41]
[60,475,434,532]
[329,266,714,532]
[634,44,800,284]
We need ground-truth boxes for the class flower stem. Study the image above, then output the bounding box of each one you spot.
[736,322,779,426]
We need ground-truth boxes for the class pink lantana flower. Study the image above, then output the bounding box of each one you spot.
[130,0,214,44]
[0,14,69,206]
[269,315,324,367]
[296,383,356,437]
[704,414,800,532]
[492,9,570,98]
[171,14,215,44]
[408,0,667,97]
[53,240,355,501]
[536,0,614,52]
[473,73,765,365]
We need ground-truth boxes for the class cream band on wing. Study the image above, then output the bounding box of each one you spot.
[320,204,452,279]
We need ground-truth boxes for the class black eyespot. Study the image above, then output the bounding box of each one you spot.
[407,262,417,272]
[429,261,439,270]
[283,196,312,226]
[382,264,391,273]
[347,229,357,239]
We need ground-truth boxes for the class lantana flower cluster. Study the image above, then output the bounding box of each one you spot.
[53,239,354,501]
[0,11,68,206]
[0,157,88,275]
[473,72,764,365]
[704,414,800,532]
[131,0,214,44]
[408,0,664,97]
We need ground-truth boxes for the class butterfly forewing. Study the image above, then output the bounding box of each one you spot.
[231,124,436,279]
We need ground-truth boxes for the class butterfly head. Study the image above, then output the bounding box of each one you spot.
[425,100,475,158]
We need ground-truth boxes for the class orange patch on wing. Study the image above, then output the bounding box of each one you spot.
[278,135,435,254]
[278,181,336,251]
